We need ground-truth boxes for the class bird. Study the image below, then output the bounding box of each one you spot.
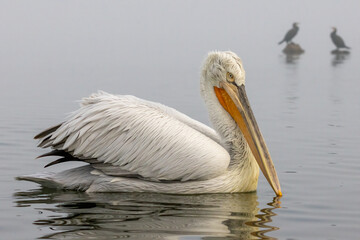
[330,27,350,50]
[278,22,299,45]
[18,51,282,196]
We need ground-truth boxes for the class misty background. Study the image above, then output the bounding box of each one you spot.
[1,1,360,239]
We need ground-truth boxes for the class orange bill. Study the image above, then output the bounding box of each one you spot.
[214,82,282,196]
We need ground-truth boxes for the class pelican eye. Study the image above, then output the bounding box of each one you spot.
[226,72,235,83]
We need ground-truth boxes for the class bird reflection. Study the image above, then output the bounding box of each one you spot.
[331,52,350,67]
[284,53,301,65]
[14,187,281,239]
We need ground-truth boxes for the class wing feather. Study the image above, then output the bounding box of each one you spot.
[36,91,230,181]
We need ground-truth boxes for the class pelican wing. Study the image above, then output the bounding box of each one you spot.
[36,91,230,182]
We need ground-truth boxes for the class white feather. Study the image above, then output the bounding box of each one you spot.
[44,93,231,181]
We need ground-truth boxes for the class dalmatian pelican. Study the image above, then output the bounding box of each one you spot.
[19,51,282,196]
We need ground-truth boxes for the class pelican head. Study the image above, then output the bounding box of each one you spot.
[201,51,282,196]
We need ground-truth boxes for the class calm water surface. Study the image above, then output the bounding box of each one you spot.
[1,1,360,239]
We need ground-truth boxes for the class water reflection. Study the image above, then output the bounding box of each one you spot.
[331,52,350,67]
[247,197,281,239]
[14,188,281,239]
[284,53,301,65]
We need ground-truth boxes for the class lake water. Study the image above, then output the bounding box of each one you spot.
[1,1,360,239]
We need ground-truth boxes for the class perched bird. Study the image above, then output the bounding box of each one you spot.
[278,22,299,45]
[330,27,350,50]
[18,51,282,196]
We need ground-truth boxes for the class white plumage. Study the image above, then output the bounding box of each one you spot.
[49,92,230,182]
[19,51,281,195]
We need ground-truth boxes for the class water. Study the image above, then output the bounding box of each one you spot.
[14,190,281,239]
[1,1,360,239]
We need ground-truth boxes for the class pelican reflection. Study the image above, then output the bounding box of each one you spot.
[14,188,281,239]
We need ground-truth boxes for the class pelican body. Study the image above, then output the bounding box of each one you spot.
[19,51,281,196]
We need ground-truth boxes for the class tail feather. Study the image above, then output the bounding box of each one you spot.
[37,135,52,148]
[44,158,79,168]
[38,150,97,169]
[34,123,63,140]
[16,165,97,191]
[16,172,61,189]
[37,149,69,159]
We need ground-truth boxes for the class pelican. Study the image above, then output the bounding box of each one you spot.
[19,51,282,196]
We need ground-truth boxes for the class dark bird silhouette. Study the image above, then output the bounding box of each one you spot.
[278,23,299,45]
[330,27,350,50]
